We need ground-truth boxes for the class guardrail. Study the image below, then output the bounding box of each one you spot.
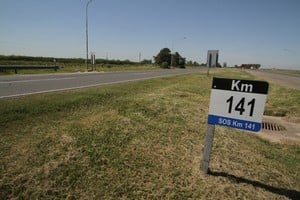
[0,65,60,74]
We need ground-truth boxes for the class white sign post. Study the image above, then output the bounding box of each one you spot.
[201,77,269,174]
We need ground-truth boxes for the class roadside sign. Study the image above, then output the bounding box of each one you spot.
[208,77,269,132]
[202,77,269,174]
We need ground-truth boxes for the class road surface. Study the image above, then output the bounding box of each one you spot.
[0,68,206,99]
[247,70,300,90]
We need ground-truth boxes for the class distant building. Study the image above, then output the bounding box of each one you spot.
[207,50,219,67]
[240,64,261,69]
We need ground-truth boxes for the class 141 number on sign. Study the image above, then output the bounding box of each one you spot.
[226,96,256,117]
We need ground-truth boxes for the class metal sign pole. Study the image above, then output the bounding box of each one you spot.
[201,124,215,174]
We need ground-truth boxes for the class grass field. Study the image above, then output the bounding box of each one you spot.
[0,69,299,199]
[0,63,159,75]
[0,56,156,75]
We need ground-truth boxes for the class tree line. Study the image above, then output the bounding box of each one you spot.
[1,48,202,68]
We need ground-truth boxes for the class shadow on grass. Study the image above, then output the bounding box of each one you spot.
[208,170,300,200]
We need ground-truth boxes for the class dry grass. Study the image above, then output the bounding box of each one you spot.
[0,69,299,199]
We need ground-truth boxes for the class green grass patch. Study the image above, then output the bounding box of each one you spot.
[0,60,159,75]
[0,69,299,199]
[264,85,300,121]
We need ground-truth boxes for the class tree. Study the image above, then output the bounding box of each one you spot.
[178,57,186,68]
[186,61,200,66]
[193,61,199,66]
[141,59,152,65]
[154,48,171,68]
[172,52,185,68]
[187,61,193,66]
[172,52,180,67]
[154,48,186,68]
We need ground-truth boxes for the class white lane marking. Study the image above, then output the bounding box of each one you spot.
[0,77,75,84]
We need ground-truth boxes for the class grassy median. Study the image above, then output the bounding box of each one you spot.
[0,69,299,199]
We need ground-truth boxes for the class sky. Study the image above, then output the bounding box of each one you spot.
[0,0,300,69]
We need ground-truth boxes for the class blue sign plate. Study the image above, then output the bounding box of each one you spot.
[208,114,261,132]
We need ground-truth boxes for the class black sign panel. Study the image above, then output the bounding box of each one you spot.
[212,77,269,94]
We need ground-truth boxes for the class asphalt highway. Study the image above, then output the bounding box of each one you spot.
[0,68,206,99]
[246,70,300,90]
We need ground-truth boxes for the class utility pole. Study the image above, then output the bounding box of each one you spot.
[139,52,141,63]
[86,0,93,71]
